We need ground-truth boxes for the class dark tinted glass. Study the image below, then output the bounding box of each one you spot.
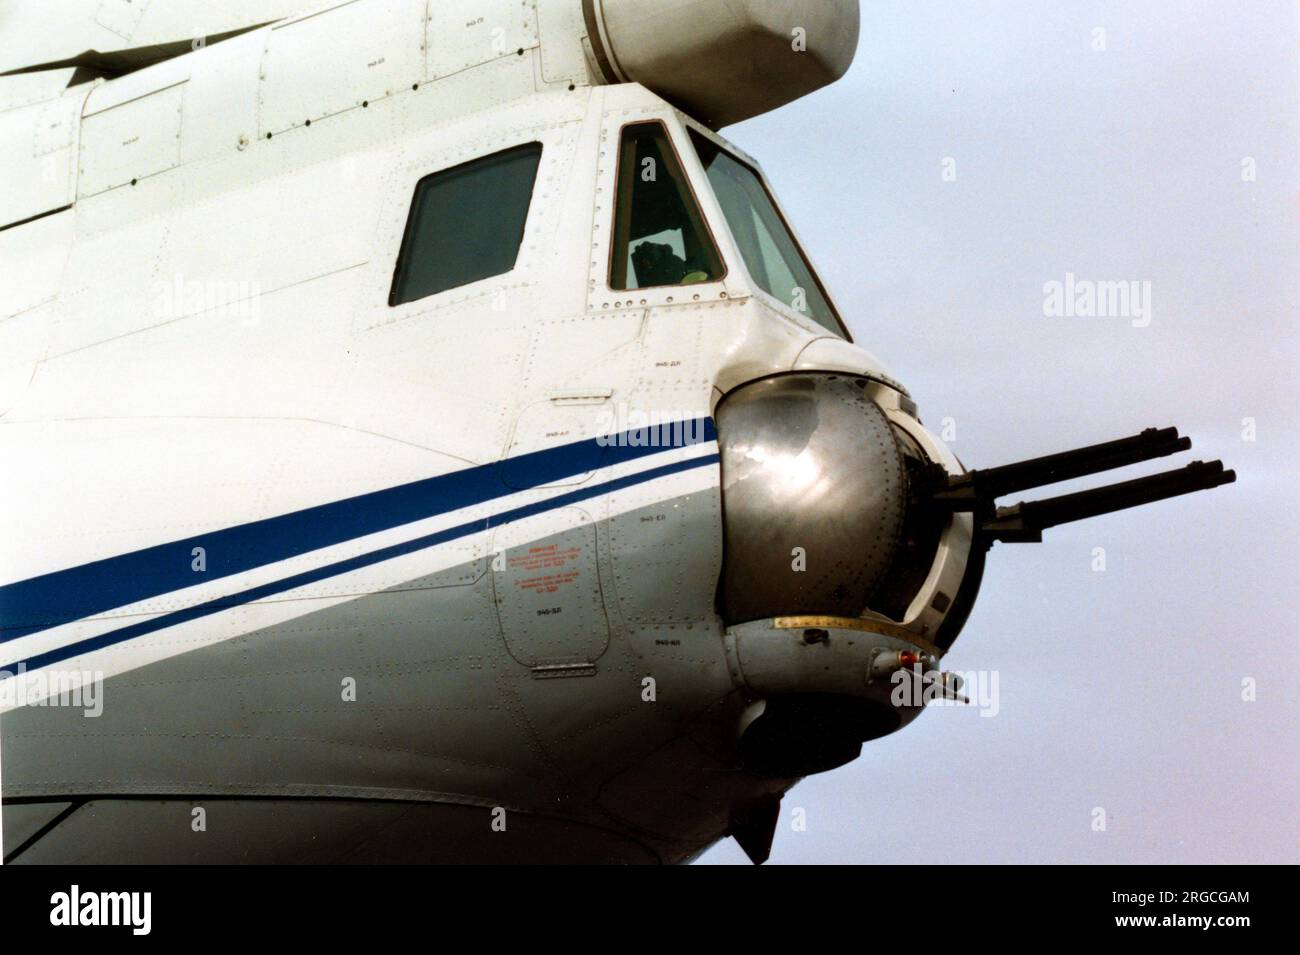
[689,129,845,337]
[610,122,724,291]
[389,142,542,306]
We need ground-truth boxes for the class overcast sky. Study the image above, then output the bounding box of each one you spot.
[699,0,1299,864]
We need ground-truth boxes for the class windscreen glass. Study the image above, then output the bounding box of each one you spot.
[690,129,845,336]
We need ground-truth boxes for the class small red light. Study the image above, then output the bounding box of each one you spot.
[899,651,919,668]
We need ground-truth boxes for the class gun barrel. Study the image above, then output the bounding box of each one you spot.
[935,427,1191,507]
[982,460,1237,542]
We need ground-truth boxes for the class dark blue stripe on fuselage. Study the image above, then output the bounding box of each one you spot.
[3,453,719,674]
[0,419,716,639]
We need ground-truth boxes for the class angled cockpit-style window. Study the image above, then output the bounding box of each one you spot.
[389,142,543,306]
[610,122,725,291]
[688,129,846,337]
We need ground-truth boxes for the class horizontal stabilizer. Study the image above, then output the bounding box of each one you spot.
[0,0,318,77]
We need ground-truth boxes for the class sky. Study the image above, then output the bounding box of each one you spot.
[699,0,1299,864]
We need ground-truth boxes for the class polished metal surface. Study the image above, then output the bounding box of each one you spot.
[586,0,860,128]
[716,373,907,622]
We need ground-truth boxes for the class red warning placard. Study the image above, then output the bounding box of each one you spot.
[509,544,582,593]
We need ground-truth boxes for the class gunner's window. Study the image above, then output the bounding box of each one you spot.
[389,142,542,306]
[610,122,724,291]
[688,129,846,337]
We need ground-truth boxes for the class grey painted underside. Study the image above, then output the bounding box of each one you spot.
[2,490,780,863]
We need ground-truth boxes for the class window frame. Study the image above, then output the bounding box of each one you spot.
[682,120,854,342]
[605,119,729,293]
[386,140,544,309]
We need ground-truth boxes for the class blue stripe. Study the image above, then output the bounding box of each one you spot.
[3,453,719,674]
[0,418,716,640]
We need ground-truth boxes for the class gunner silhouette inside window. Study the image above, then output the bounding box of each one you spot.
[610,122,724,291]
